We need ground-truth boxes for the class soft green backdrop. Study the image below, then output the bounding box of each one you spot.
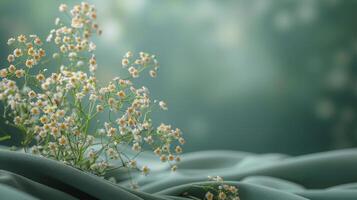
[1,0,356,155]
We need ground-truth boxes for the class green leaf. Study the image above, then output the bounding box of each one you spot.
[0,135,11,141]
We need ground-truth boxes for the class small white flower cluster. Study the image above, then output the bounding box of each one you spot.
[182,176,239,200]
[0,2,184,179]
[203,176,239,200]
[122,51,159,79]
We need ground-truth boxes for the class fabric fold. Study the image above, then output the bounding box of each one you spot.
[0,149,356,199]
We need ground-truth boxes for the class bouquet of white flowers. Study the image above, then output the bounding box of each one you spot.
[0,2,184,182]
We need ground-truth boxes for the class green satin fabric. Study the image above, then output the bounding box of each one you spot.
[0,149,356,199]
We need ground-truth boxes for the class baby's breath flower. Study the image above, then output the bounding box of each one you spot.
[60,45,67,53]
[107,127,116,137]
[25,59,35,68]
[218,192,227,200]
[14,116,22,125]
[15,70,25,78]
[168,154,175,161]
[128,66,139,78]
[13,48,23,57]
[28,90,36,99]
[8,65,16,73]
[34,37,42,46]
[89,64,97,73]
[106,148,118,159]
[17,34,26,43]
[144,136,153,144]
[142,165,150,175]
[96,105,104,112]
[160,154,167,162]
[28,47,35,56]
[122,58,129,67]
[179,137,186,145]
[0,69,7,78]
[129,160,137,168]
[39,131,47,138]
[36,74,45,81]
[132,142,141,152]
[159,101,168,110]
[59,4,67,12]
[154,147,162,155]
[175,145,182,154]
[206,192,214,200]
[58,135,68,145]
[117,90,126,98]
[149,70,157,78]
[197,176,240,200]
[7,54,15,63]
[51,127,60,137]
[171,165,177,172]
[7,38,15,45]
[71,17,83,28]
[40,116,48,124]
[0,1,184,184]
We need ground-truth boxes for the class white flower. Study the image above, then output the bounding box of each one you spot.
[8,65,16,73]
[71,17,83,28]
[142,165,150,175]
[0,69,7,78]
[125,51,132,58]
[160,155,167,162]
[89,64,97,72]
[0,2,185,183]
[107,127,116,137]
[159,101,168,110]
[58,136,68,145]
[128,66,139,78]
[39,131,47,138]
[7,54,15,63]
[175,146,182,154]
[132,142,141,152]
[205,192,214,200]
[15,70,25,78]
[7,38,15,45]
[149,70,157,78]
[106,148,118,159]
[31,107,40,115]
[218,191,227,200]
[13,48,22,57]
[28,90,36,99]
[59,4,67,12]
[122,58,129,67]
[88,42,96,52]
[129,160,137,168]
[96,105,104,112]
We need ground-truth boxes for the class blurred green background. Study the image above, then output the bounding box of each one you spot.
[1,0,357,155]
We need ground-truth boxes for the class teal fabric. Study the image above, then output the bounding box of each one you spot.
[0,149,356,199]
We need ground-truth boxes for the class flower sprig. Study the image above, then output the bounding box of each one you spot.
[184,176,239,200]
[0,2,184,182]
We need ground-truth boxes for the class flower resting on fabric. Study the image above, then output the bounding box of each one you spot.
[183,176,239,200]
